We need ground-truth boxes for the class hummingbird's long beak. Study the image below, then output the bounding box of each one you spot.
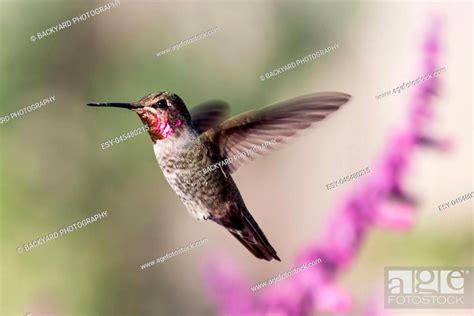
[86,102,143,110]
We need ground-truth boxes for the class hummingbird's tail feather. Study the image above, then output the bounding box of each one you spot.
[224,211,281,262]
[229,229,280,261]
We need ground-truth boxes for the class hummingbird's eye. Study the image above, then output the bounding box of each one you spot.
[155,99,169,110]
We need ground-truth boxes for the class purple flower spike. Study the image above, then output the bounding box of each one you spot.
[202,17,445,316]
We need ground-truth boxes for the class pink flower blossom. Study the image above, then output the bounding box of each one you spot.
[202,18,445,316]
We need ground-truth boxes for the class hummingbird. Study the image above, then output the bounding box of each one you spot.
[87,91,350,261]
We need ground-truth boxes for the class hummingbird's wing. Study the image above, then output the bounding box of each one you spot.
[190,100,230,134]
[202,92,351,173]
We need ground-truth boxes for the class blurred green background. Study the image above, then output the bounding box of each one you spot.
[1,1,472,315]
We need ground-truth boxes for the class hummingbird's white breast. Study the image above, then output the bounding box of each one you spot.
[152,126,218,220]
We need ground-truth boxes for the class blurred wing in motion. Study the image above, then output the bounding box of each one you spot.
[202,92,351,173]
[190,100,230,134]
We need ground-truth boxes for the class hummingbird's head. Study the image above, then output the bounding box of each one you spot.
[87,91,191,143]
